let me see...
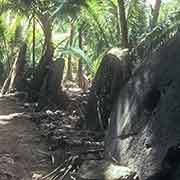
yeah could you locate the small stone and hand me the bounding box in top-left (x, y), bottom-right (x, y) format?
top-left (78, 160), bottom-right (137, 180)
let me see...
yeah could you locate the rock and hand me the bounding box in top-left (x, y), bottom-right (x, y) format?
top-left (173, 165), bottom-right (180, 180)
top-left (78, 160), bottom-right (137, 180)
top-left (105, 33), bottom-right (180, 180)
top-left (84, 48), bottom-right (132, 130)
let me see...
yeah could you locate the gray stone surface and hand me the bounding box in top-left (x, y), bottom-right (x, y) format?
top-left (78, 160), bottom-right (137, 180)
top-left (84, 48), bottom-right (131, 130)
top-left (105, 33), bottom-right (180, 180)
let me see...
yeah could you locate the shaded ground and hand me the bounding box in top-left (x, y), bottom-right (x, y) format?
top-left (0, 88), bottom-right (104, 180)
top-left (0, 95), bottom-right (52, 180)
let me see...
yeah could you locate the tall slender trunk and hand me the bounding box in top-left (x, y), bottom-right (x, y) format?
top-left (78, 26), bottom-right (83, 83)
top-left (0, 61), bottom-right (4, 86)
top-left (1, 43), bottom-right (27, 94)
top-left (39, 14), bottom-right (53, 55)
top-left (78, 27), bottom-right (89, 91)
top-left (66, 23), bottom-right (74, 81)
top-left (32, 14), bottom-right (36, 77)
top-left (38, 14), bottom-right (54, 66)
top-left (31, 14), bottom-right (54, 93)
top-left (151, 0), bottom-right (161, 29)
top-left (117, 0), bottom-right (129, 48)
top-left (2, 36), bottom-right (10, 75)
top-left (67, 56), bottom-right (73, 81)
top-left (33, 14), bottom-right (67, 108)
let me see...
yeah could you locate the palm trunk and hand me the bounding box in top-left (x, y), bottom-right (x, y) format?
top-left (0, 61), bottom-right (4, 86)
top-left (37, 59), bottom-right (66, 110)
top-left (32, 14), bottom-right (36, 76)
top-left (117, 0), bottom-right (129, 48)
top-left (77, 26), bottom-right (89, 91)
top-left (31, 14), bottom-right (66, 108)
top-left (66, 23), bottom-right (74, 81)
top-left (31, 15), bottom-right (54, 93)
top-left (39, 14), bottom-right (53, 54)
top-left (78, 26), bottom-right (83, 84)
top-left (67, 56), bottom-right (73, 81)
top-left (151, 0), bottom-right (161, 29)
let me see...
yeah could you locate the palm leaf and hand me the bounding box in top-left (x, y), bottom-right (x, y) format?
top-left (127, 0), bottom-right (148, 45)
top-left (131, 8), bottom-right (180, 60)
top-left (59, 46), bottom-right (95, 74)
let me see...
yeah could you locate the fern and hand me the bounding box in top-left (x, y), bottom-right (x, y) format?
top-left (131, 7), bottom-right (180, 61)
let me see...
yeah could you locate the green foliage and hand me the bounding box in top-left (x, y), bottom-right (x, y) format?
top-left (0, 17), bottom-right (5, 61)
top-left (60, 46), bottom-right (95, 73)
top-left (159, 0), bottom-right (180, 23)
top-left (127, 0), bottom-right (148, 46)
top-left (73, 0), bottom-right (118, 76)
top-left (131, 1), bottom-right (180, 60)
top-left (1, 0), bottom-right (180, 80)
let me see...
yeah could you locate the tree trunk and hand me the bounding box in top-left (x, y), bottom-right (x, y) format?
top-left (81, 48), bottom-right (131, 130)
top-left (32, 14), bottom-right (36, 77)
top-left (151, 0), bottom-right (161, 29)
top-left (1, 42), bottom-right (27, 94)
top-left (77, 25), bottom-right (90, 91)
top-left (66, 23), bottom-right (74, 81)
top-left (31, 15), bottom-right (67, 109)
top-left (31, 42), bottom-right (53, 96)
top-left (78, 25), bottom-right (84, 88)
top-left (31, 14), bottom-right (54, 96)
top-left (117, 0), bottom-right (129, 48)
top-left (0, 61), bottom-right (4, 87)
top-left (37, 58), bottom-right (67, 110)
top-left (67, 56), bottom-right (73, 81)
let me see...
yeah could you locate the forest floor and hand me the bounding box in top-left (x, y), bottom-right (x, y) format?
top-left (0, 88), bottom-right (104, 180)
top-left (0, 95), bottom-right (52, 180)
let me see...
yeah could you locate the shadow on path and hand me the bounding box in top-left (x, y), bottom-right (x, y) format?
top-left (0, 96), bottom-right (52, 180)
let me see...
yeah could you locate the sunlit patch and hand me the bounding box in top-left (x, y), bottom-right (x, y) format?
top-left (104, 163), bottom-right (136, 180)
top-left (0, 119), bottom-right (10, 125)
top-left (108, 48), bottom-right (129, 60)
top-left (148, 0), bottom-right (170, 7)
top-left (0, 113), bottom-right (26, 125)
top-left (116, 97), bottom-right (131, 136)
top-left (32, 173), bottom-right (43, 180)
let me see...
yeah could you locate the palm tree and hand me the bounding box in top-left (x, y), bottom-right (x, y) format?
top-left (150, 0), bottom-right (161, 29)
top-left (78, 24), bottom-right (83, 84)
top-left (117, 0), bottom-right (129, 48)
top-left (66, 22), bottom-right (74, 81)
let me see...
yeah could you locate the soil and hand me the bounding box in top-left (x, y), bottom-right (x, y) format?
top-left (0, 88), bottom-right (102, 180)
top-left (0, 95), bottom-right (52, 180)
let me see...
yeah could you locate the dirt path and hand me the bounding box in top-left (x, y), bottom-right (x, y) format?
top-left (0, 96), bottom-right (52, 180)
